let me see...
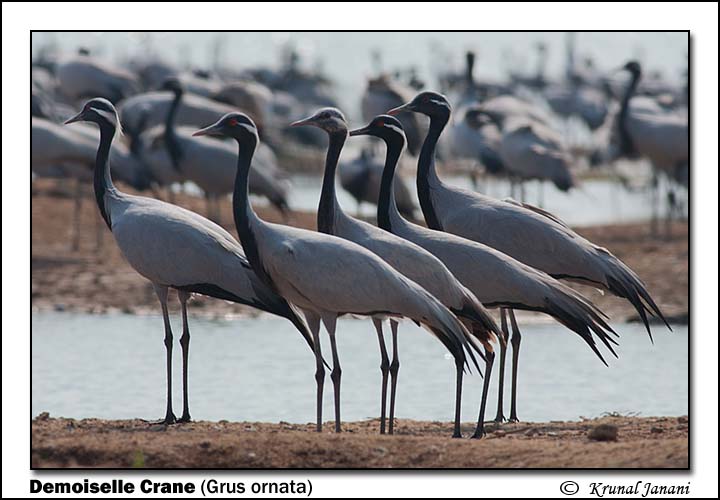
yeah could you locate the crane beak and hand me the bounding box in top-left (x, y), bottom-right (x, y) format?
top-left (290, 117), bottom-right (314, 128)
top-left (348, 126), bottom-right (370, 137)
top-left (64, 110), bottom-right (85, 125)
top-left (387, 102), bottom-right (412, 115)
top-left (192, 123), bottom-right (222, 137)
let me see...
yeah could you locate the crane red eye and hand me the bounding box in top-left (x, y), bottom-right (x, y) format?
top-left (375, 119), bottom-right (384, 127)
top-left (228, 118), bottom-right (238, 126)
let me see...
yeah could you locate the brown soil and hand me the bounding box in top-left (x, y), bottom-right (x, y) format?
top-left (31, 414), bottom-right (688, 468)
top-left (31, 179), bottom-right (688, 323)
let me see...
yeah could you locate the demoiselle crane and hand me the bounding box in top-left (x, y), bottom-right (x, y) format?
top-left (132, 78), bottom-right (290, 220)
top-left (614, 61), bottom-right (689, 235)
top-left (361, 75), bottom-right (425, 155)
top-left (351, 114), bottom-right (621, 438)
top-left (291, 107), bottom-right (499, 434)
top-left (64, 98), bottom-right (314, 425)
top-left (339, 147), bottom-right (417, 220)
top-left (388, 91), bottom-right (669, 423)
top-left (469, 105), bottom-right (576, 199)
top-left (56, 54), bottom-right (138, 104)
top-left (32, 116), bottom-right (151, 250)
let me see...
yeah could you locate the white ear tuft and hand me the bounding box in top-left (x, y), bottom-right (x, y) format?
top-left (93, 106), bottom-right (123, 141)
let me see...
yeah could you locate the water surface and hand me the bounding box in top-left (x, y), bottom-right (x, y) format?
top-left (32, 312), bottom-right (688, 424)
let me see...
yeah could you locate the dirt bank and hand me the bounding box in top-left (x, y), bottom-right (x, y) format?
top-left (31, 414), bottom-right (688, 469)
top-left (31, 179), bottom-right (688, 323)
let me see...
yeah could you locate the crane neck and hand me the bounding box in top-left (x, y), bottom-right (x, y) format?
top-left (377, 135), bottom-right (404, 232)
top-left (535, 51), bottom-right (547, 82)
top-left (231, 134), bottom-right (268, 280)
top-left (416, 114), bottom-right (448, 231)
top-left (317, 131), bottom-right (346, 235)
top-left (618, 70), bottom-right (641, 156)
top-left (465, 54), bottom-right (475, 87)
top-left (93, 122), bottom-right (117, 229)
top-left (165, 89), bottom-right (183, 170)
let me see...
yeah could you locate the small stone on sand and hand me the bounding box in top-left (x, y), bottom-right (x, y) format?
top-left (588, 424), bottom-right (618, 442)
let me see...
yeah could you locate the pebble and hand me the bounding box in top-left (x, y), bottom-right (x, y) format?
top-left (588, 424), bottom-right (618, 442)
top-left (650, 426), bottom-right (664, 434)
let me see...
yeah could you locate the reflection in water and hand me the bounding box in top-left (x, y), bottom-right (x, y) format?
top-left (32, 312), bottom-right (687, 423)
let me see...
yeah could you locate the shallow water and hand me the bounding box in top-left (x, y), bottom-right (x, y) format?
top-left (32, 312), bottom-right (687, 424)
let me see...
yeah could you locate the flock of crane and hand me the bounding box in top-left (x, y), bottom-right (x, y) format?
top-left (33, 43), bottom-right (689, 252)
top-left (33, 40), bottom-right (688, 438)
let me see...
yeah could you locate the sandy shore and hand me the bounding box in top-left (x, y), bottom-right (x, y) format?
top-left (31, 179), bottom-right (688, 323)
top-left (31, 414), bottom-right (688, 468)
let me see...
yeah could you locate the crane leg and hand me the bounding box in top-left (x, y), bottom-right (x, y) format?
top-left (388, 320), bottom-right (400, 434)
top-left (95, 208), bottom-right (104, 252)
top-left (650, 170), bottom-right (660, 237)
top-left (154, 284), bottom-right (177, 425)
top-left (214, 196), bottom-right (222, 224)
top-left (178, 290), bottom-right (192, 423)
top-left (304, 312), bottom-right (324, 432)
top-left (205, 195), bottom-right (216, 223)
top-left (508, 309), bottom-right (522, 423)
top-left (205, 195), bottom-right (213, 222)
top-left (71, 178), bottom-right (82, 252)
top-left (372, 319), bottom-right (389, 434)
top-left (471, 346), bottom-right (495, 439)
top-left (452, 354), bottom-right (464, 438)
top-left (322, 315), bottom-right (342, 433)
top-left (665, 186), bottom-right (676, 239)
top-left (494, 308), bottom-right (510, 423)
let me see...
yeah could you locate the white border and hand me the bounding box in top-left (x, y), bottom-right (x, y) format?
top-left (4, 2), bottom-right (718, 497)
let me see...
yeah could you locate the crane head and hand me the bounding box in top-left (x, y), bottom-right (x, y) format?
top-left (388, 91), bottom-right (451, 119)
top-left (290, 107), bottom-right (347, 135)
top-left (621, 60), bottom-right (642, 78)
top-left (349, 114), bottom-right (406, 147)
top-left (65, 98), bottom-right (121, 139)
top-left (160, 77), bottom-right (184, 95)
top-left (193, 112), bottom-right (258, 143)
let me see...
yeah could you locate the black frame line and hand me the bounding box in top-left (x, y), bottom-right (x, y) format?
top-left (29, 29), bottom-right (691, 473)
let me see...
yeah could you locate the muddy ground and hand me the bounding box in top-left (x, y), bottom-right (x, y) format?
top-left (31, 414), bottom-right (688, 469)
